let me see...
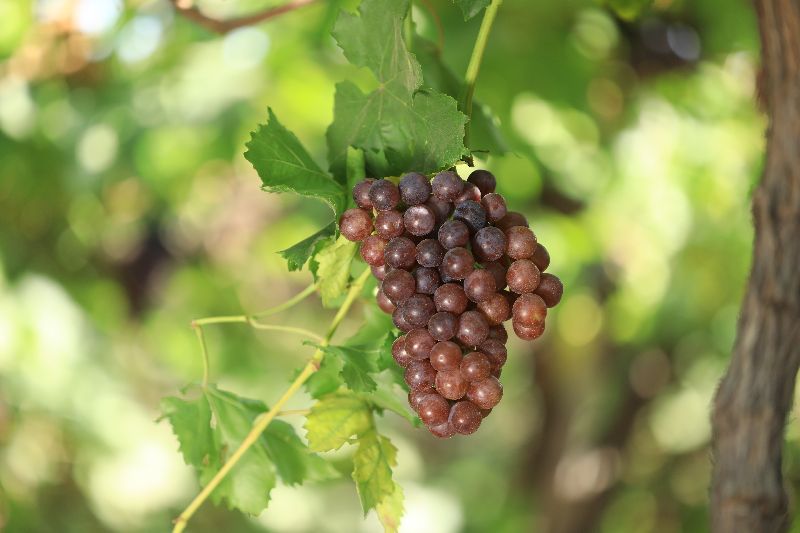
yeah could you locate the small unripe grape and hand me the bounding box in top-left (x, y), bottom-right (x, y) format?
top-left (414, 267), bottom-right (441, 295)
top-left (505, 226), bottom-right (538, 260)
top-left (472, 226), bottom-right (506, 262)
top-left (481, 193), bottom-right (507, 222)
top-left (374, 210), bottom-right (404, 240)
top-left (427, 311), bottom-right (458, 341)
top-left (384, 236), bottom-right (417, 269)
top-left (456, 310), bottom-right (489, 347)
top-left (453, 200), bottom-right (487, 234)
top-left (430, 341), bottom-right (463, 371)
top-left (434, 283), bottom-right (469, 314)
top-left (477, 292), bottom-right (511, 325)
top-left (460, 352), bottom-right (491, 381)
top-left (360, 235), bottom-right (387, 266)
top-left (531, 243), bottom-right (551, 272)
top-left (506, 259), bottom-right (541, 294)
top-left (435, 370), bottom-right (468, 400)
top-left (369, 179), bottom-right (400, 211)
top-left (352, 178), bottom-right (376, 209)
top-left (449, 401), bottom-right (482, 435)
top-left (339, 208), bottom-right (373, 242)
top-left (464, 269), bottom-right (497, 303)
top-left (417, 393), bottom-right (450, 426)
top-left (511, 293), bottom-right (548, 326)
top-left (404, 360), bottom-right (437, 391)
top-left (438, 220), bottom-right (470, 249)
top-left (404, 205), bottom-right (436, 236)
top-left (416, 239), bottom-right (445, 268)
top-left (467, 169), bottom-right (496, 195)
top-left (398, 172), bottom-right (431, 205)
top-left (391, 335), bottom-right (413, 367)
top-left (400, 294), bottom-right (436, 328)
top-left (535, 273), bottom-right (563, 307)
top-left (405, 327), bottom-right (436, 359)
top-left (432, 170), bottom-right (464, 201)
top-left (376, 289), bottom-right (395, 314)
top-left (442, 247), bottom-right (474, 280)
top-left (466, 377), bottom-right (503, 410)
top-left (382, 269), bottom-right (415, 304)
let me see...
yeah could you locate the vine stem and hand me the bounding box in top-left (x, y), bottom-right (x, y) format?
top-left (462, 0), bottom-right (503, 148)
top-left (173, 268), bottom-right (372, 533)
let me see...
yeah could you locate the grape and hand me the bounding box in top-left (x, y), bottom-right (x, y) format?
top-left (384, 236), bottom-right (417, 269)
top-left (453, 200), bottom-right (487, 233)
top-left (427, 311), bottom-right (458, 341)
top-left (506, 259), bottom-right (541, 294)
top-left (531, 243), bottom-right (551, 272)
top-left (477, 292), bottom-right (511, 325)
top-left (456, 310), bottom-right (489, 346)
top-left (391, 335), bottom-right (413, 367)
top-left (352, 178), bottom-right (375, 209)
top-left (428, 420), bottom-right (456, 438)
top-left (371, 264), bottom-right (390, 281)
top-left (417, 392), bottom-right (450, 426)
top-left (434, 283), bottom-right (469, 314)
top-left (414, 267), bottom-right (441, 295)
top-left (360, 235), bottom-right (387, 266)
top-left (467, 169), bottom-right (496, 195)
top-left (400, 294), bottom-right (436, 328)
top-left (435, 370), bottom-right (468, 400)
top-left (405, 327), bottom-right (436, 359)
top-left (487, 324), bottom-right (509, 343)
top-left (404, 360), bottom-right (437, 390)
top-left (439, 267), bottom-right (458, 285)
top-left (480, 408), bottom-right (493, 419)
top-left (535, 273), bottom-right (563, 307)
top-left (398, 172), bottom-right (432, 205)
top-left (464, 269), bottom-right (497, 303)
top-left (481, 193), bottom-right (507, 222)
top-left (430, 341), bottom-right (463, 371)
top-left (438, 220), bottom-right (470, 249)
top-left (431, 170), bottom-right (464, 201)
top-left (466, 377), bottom-right (503, 410)
top-left (505, 226), bottom-right (538, 260)
top-left (382, 269), bottom-right (415, 303)
top-left (404, 205), bottom-right (436, 236)
top-left (408, 387), bottom-right (434, 412)
top-left (416, 239), bottom-right (445, 268)
top-left (496, 211), bottom-right (529, 231)
top-left (369, 179), bottom-right (400, 211)
top-left (374, 210), bottom-right (405, 240)
top-left (460, 351), bottom-right (491, 381)
top-left (512, 319), bottom-right (545, 341)
top-left (425, 196), bottom-right (454, 224)
top-left (455, 182), bottom-right (482, 203)
top-left (449, 401), bottom-right (482, 435)
top-left (376, 289), bottom-right (396, 314)
top-left (492, 367), bottom-right (502, 379)
top-left (481, 261), bottom-right (507, 290)
top-left (441, 247), bottom-right (474, 280)
top-left (392, 307), bottom-right (414, 332)
top-left (473, 226), bottom-right (506, 262)
top-left (511, 293), bottom-right (548, 326)
top-left (339, 208), bottom-right (373, 242)
top-left (479, 339), bottom-right (508, 371)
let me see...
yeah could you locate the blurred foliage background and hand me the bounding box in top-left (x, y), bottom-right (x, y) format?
top-left (0, 0), bottom-right (786, 532)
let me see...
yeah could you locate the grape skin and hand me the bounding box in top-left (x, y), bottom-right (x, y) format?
top-left (430, 341), bottom-right (462, 371)
top-left (399, 172), bottom-right (432, 205)
top-left (449, 401), bottom-right (482, 435)
top-left (535, 273), bottom-right (563, 307)
top-left (339, 208), bottom-right (374, 242)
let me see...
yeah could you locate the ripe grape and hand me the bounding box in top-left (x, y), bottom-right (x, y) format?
top-left (382, 269), bottom-right (415, 303)
top-left (369, 179), bottom-right (400, 211)
top-left (460, 352), bottom-right (491, 381)
top-left (352, 178), bottom-right (375, 209)
top-left (438, 220), bottom-right (470, 249)
top-left (376, 289), bottom-right (396, 314)
top-left (456, 310), bottom-right (489, 346)
top-left (434, 283), bottom-right (469, 314)
top-left (431, 170), bottom-right (464, 201)
top-left (339, 208), bottom-right (373, 242)
top-left (425, 196), bottom-right (453, 224)
top-left (481, 261), bottom-right (507, 290)
top-left (478, 339), bottom-right (508, 371)
top-left (400, 294), bottom-right (436, 328)
top-left (371, 264), bottom-right (390, 280)
top-left (512, 319), bottom-right (545, 340)
top-left (416, 238), bottom-right (445, 268)
top-left (477, 292), bottom-right (511, 325)
top-left (455, 182), bottom-right (482, 203)
top-left (481, 193), bottom-right (507, 222)
top-left (374, 210), bottom-right (405, 240)
top-left (466, 377), bottom-right (503, 410)
top-left (427, 311), bottom-right (458, 341)
top-left (414, 267), bottom-right (441, 295)
top-left (417, 393), bottom-right (450, 426)
top-left (496, 211), bottom-right (529, 231)
top-left (360, 235), bottom-right (387, 266)
top-left (404, 205), bottom-right (436, 236)
top-left (511, 293), bottom-right (548, 326)
top-left (468, 169), bottom-right (496, 195)
top-left (408, 387), bottom-right (434, 412)
top-left (453, 200), bottom-right (487, 233)
top-left (398, 172), bottom-right (431, 205)
top-left (430, 341), bottom-right (462, 371)
top-left (428, 420), bottom-right (456, 438)
top-left (449, 401), bottom-right (482, 435)
top-left (405, 328), bottom-right (436, 359)
top-left (384, 236), bottom-right (416, 269)
top-left (487, 324), bottom-right (509, 343)
top-left (392, 307), bottom-right (414, 332)
top-left (505, 226), bottom-right (538, 260)
top-left (506, 259), bottom-right (541, 294)
top-left (464, 269), bottom-right (497, 303)
top-left (391, 335), bottom-right (413, 367)
top-left (531, 243), bottom-right (550, 272)
top-left (473, 226), bottom-right (506, 262)
top-left (442, 247), bottom-right (474, 280)
top-left (405, 360), bottom-right (437, 391)
top-left (535, 273), bottom-right (563, 307)
top-left (435, 370), bottom-right (468, 400)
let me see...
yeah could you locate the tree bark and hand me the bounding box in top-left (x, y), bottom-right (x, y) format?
top-left (710, 1), bottom-right (800, 531)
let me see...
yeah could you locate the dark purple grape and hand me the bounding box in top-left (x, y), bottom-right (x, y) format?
top-left (404, 205), bottom-right (436, 236)
top-left (438, 266), bottom-right (457, 284)
top-left (453, 200), bottom-right (487, 234)
top-left (513, 319), bottom-right (545, 340)
top-left (481, 193), bottom-right (507, 222)
top-left (512, 293), bottom-right (548, 326)
top-left (360, 236), bottom-right (387, 266)
top-left (488, 324), bottom-right (508, 343)
top-left (339, 208), bottom-right (373, 242)
top-left (496, 211), bottom-right (529, 232)
top-left (371, 264), bottom-right (390, 281)
top-left (479, 340), bottom-right (508, 371)
top-left (400, 294), bottom-right (436, 328)
top-left (417, 393), bottom-right (450, 426)
top-left (392, 335), bottom-right (413, 367)
top-left (377, 289), bottom-right (396, 314)
top-left (449, 401), bottom-right (482, 435)
top-left (435, 370), bottom-right (468, 400)
top-left (438, 220), bottom-right (470, 249)
top-left (481, 261), bottom-right (507, 290)
top-left (405, 328), bottom-right (436, 359)
top-left (404, 360), bottom-right (437, 390)
top-left (535, 273), bottom-right (563, 307)
top-left (427, 311), bottom-right (457, 341)
top-left (460, 351), bottom-right (492, 382)
top-left (408, 387), bottom-right (434, 412)
top-left (431, 170), bottom-right (464, 201)
top-left (456, 310), bottom-right (489, 347)
top-left (455, 182), bottom-right (481, 203)
top-left (416, 239), bottom-right (445, 268)
top-left (464, 269), bottom-right (497, 303)
top-left (384, 236), bottom-right (417, 269)
top-left (506, 259), bottom-right (541, 294)
top-left (505, 226), bottom-right (538, 260)
top-left (425, 196), bottom-right (454, 225)
top-left (477, 293), bottom-right (511, 326)
top-left (382, 269), bottom-right (416, 304)
top-left (466, 377), bottom-right (503, 410)
top-left (368, 179), bottom-right (400, 211)
top-left (434, 283), bottom-right (469, 314)
top-left (531, 243), bottom-right (551, 272)
top-left (428, 420), bottom-right (456, 438)
top-left (374, 210), bottom-right (405, 240)
top-left (442, 247), bottom-right (474, 280)
top-left (392, 307), bottom-right (414, 332)
top-left (352, 178), bottom-right (375, 209)
top-left (473, 226), bottom-right (506, 262)
top-left (430, 341), bottom-right (462, 371)
top-left (467, 169), bottom-right (496, 195)
top-left (399, 172), bottom-right (432, 205)
top-left (414, 267), bottom-right (441, 295)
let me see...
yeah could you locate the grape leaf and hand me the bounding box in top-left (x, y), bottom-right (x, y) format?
top-left (263, 420), bottom-right (339, 485)
top-left (320, 344), bottom-right (380, 392)
top-left (376, 484), bottom-right (404, 533)
top-left (311, 235), bottom-right (357, 307)
top-left (279, 223), bottom-right (336, 271)
top-left (327, 0), bottom-right (467, 180)
top-left (305, 393), bottom-right (372, 451)
top-left (366, 380), bottom-right (418, 426)
top-left (245, 108), bottom-right (346, 216)
top-left (304, 353), bottom-right (345, 399)
top-left (352, 430), bottom-right (398, 513)
top-left (453, 0), bottom-right (491, 20)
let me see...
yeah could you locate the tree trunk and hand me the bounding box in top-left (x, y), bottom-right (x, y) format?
top-left (710, 1), bottom-right (800, 531)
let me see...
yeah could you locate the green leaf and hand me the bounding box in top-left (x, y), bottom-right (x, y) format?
top-left (305, 393), bottom-right (372, 451)
top-left (376, 483), bottom-right (404, 533)
top-left (364, 382), bottom-right (418, 426)
top-left (327, 0), bottom-right (467, 179)
top-left (453, 0), bottom-right (491, 20)
top-left (313, 235), bottom-right (357, 307)
top-left (161, 395), bottom-right (214, 466)
top-left (245, 108), bottom-right (346, 216)
top-left (321, 344), bottom-right (380, 392)
top-left (279, 224), bottom-right (336, 272)
top-left (304, 354), bottom-right (345, 399)
top-left (352, 430), bottom-right (398, 513)
top-left (263, 420), bottom-right (339, 485)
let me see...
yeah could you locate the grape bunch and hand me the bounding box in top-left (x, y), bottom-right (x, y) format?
top-left (338, 169), bottom-right (563, 437)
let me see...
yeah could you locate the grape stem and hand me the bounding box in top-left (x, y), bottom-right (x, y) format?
top-left (173, 268), bottom-right (372, 533)
top-left (462, 0), bottom-right (503, 149)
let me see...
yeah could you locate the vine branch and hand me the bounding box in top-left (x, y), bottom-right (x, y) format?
top-left (170, 0), bottom-right (319, 35)
top-left (173, 268), bottom-right (372, 533)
